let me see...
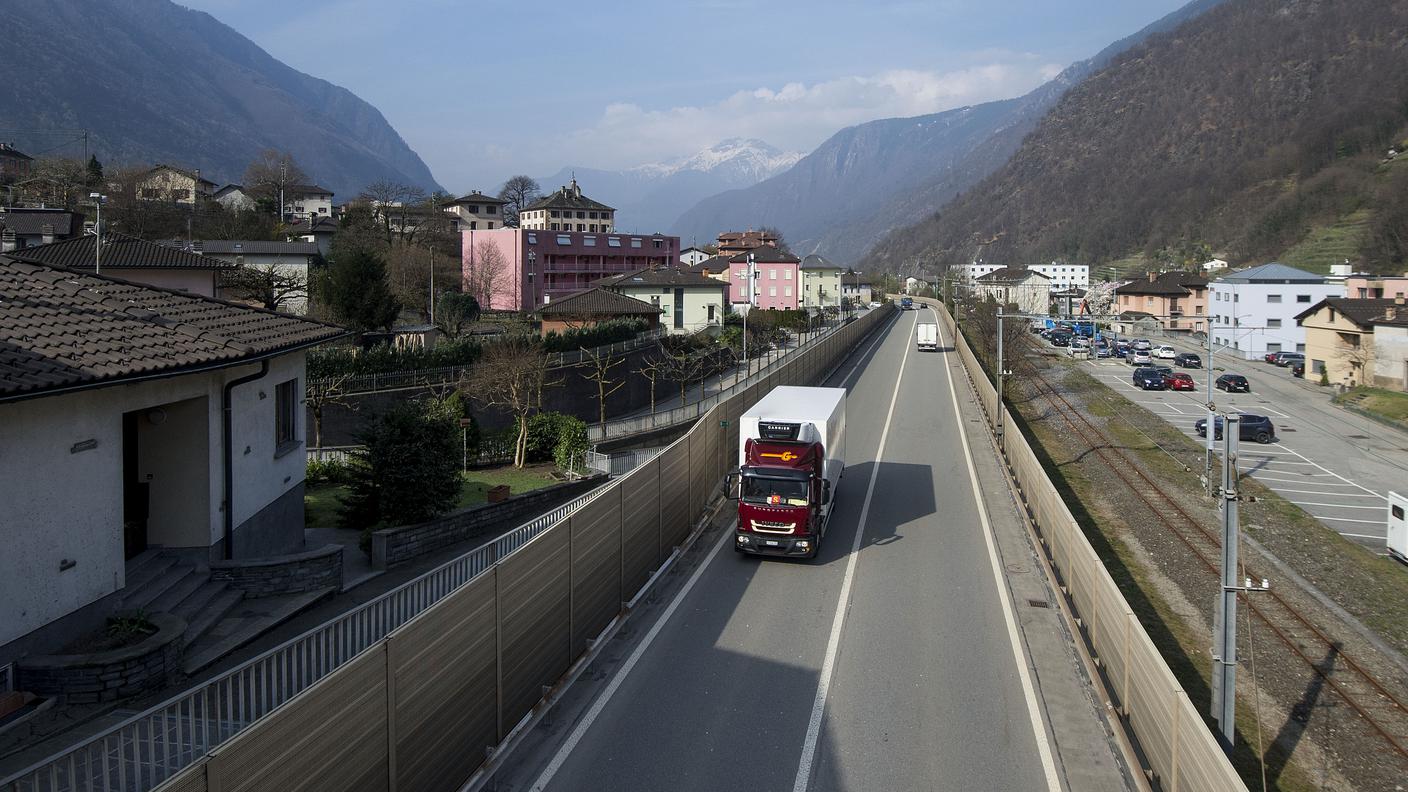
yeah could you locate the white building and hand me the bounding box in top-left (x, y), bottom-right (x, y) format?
top-left (214, 184), bottom-right (257, 212)
top-left (973, 267), bottom-right (1052, 315)
top-left (954, 261), bottom-right (1088, 291)
top-left (283, 184), bottom-right (334, 221)
top-left (799, 254), bottom-right (844, 310)
top-left (593, 267), bottom-right (729, 333)
top-left (188, 239), bottom-right (322, 314)
top-left (0, 257), bottom-right (345, 655)
top-left (1209, 263), bottom-right (1344, 359)
top-left (679, 247), bottom-right (711, 267)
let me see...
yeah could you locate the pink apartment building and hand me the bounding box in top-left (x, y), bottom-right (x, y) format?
top-left (1346, 272), bottom-right (1408, 300)
top-left (726, 247), bottom-right (801, 310)
top-left (462, 228), bottom-right (680, 312)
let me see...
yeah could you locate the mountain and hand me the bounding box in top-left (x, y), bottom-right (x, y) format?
top-left (535, 139), bottom-right (801, 236)
top-left (0, 0), bottom-right (441, 199)
top-left (671, 0), bottom-right (1226, 265)
top-left (867, 0), bottom-right (1408, 275)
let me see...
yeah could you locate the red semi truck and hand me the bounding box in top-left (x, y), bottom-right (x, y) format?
top-left (730, 386), bottom-right (846, 559)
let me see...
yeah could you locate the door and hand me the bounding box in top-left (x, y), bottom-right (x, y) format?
top-left (673, 288), bottom-right (684, 329)
top-left (123, 412), bottom-right (149, 559)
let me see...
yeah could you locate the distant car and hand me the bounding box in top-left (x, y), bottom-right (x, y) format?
top-left (869, 301), bottom-right (881, 308)
top-left (1275, 352), bottom-right (1305, 368)
top-left (1174, 352), bottom-right (1202, 368)
top-left (1068, 344), bottom-right (1089, 359)
top-left (1152, 345), bottom-right (1176, 359)
top-left (1215, 373), bottom-right (1250, 393)
top-left (1072, 337), bottom-right (1091, 349)
top-left (1291, 361), bottom-right (1305, 378)
top-left (1133, 339), bottom-right (1153, 351)
top-left (1195, 414), bottom-right (1275, 444)
top-left (1127, 350), bottom-right (1153, 365)
top-left (1264, 351), bottom-right (1285, 364)
top-left (1165, 372), bottom-right (1195, 391)
top-left (1095, 345), bottom-right (1113, 358)
top-left (1050, 333), bottom-right (1071, 347)
top-left (1114, 343), bottom-right (1132, 358)
top-left (1133, 367), bottom-right (1167, 389)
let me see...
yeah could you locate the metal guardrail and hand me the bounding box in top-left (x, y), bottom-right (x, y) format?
top-left (311, 328), bottom-right (668, 394)
top-left (585, 446), bottom-right (665, 476)
top-left (0, 482), bottom-right (615, 792)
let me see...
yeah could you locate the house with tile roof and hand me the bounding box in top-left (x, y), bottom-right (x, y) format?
top-left (0, 256), bottom-right (347, 656)
top-left (0, 207), bottom-right (86, 250)
top-left (1295, 297), bottom-right (1404, 387)
top-left (593, 267), bottom-right (728, 333)
top-left (536, 287), bottom-right (661, 334)
top-left (727, 247), bottom-right (802, 309)
top-left (214, 184), bottom-right (257, 212)
top-left (974, 266), bottom-right (1051, 315)
top-left (0, 142), bottom-right (33, 182)
top-left (1208, 263), bottom-right (1343, 359)
top-left (679, 246), bottom-right (712, 267)
top-left (520, 179), bottom-right (615, 233)
top-left (799, 254), bottom-right (845, 311)
top-left (138, 164), bottom-right (216, 205)
top-left (1369, 298), bottom-right (1408, 390)
top-left (842, 272), bottom-right (873, 305)
top-left (441, 191), bottom-right (508, 230)
top-left (1113, 270), bottom-right (1209, 333)
top-left (716, 229), bottom-right (779, 258)
top-left (9, 232), bottom-right (233, 297)
top-left (165, 239), bottom-right (322, 314)
top-left (282, 184), bottom-right (334, 221)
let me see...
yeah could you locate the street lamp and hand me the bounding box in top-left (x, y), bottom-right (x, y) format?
top-left (525, 250), bottom-right (536, 311)
top-left (742, 253), bottom-right (755, 375)
top-left (88, 192), bottom-right (106, 275)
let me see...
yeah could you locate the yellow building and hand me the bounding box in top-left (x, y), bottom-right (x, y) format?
top-left (1295, 297), bottom-right (1398, 386)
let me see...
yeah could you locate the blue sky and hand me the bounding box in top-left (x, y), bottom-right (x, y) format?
top-left (179, 0), bottom-right (1192, 193)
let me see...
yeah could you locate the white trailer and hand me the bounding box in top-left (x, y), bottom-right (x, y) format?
top-left (1388, 492), bottom-right (1408, 564)
top-left (916, 322), bottom-right (939, 351)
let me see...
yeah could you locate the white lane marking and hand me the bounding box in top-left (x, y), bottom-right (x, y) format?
top-left (528, 527), bottom-right (734, 791)
top-left (1273, 487), bottom-right (1386, 498)
top-left (1248, 475), bottom-right (1359, 487)
top-left (1272, 444), bottom-right (1387, 499)
top-left (1341, 532), bottom-right (1389, 540)
top-left (935, 318), bottom-right (1063, 791)
top-left (1312, 516), bottom-right (1387, 525)
top-left (842, 310), bottom-right (900, 387)
top-left (1288, 501), bottom-right (1386, 511)
top-left (792, 311), bottom-right (914, 792)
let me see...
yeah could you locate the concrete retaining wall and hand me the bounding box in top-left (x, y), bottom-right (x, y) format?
top-left (17, 613), bottom-right (186, 704)
top-left (372, 476), bottom-right (606, 570)
top-left (210, 543), bottom-right (344, 596)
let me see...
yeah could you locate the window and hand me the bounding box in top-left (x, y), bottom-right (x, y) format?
top-left (784, 286), bottom-right (792, 297)
top-left (557, 234), bottom-right (572, 245)
top-left (551, 210), bottom-right (560, 218)
top-left (584, 236), bottom-right (596, 247)
top-left (1297, 294), bottom-right (1311, 303)
top-left (784, 270), bottom-right (792, 280)
top-left (1234, 293), bottom-right (1239, 302)
top-left (576, 211), bottom-right (585, 219)
top-left (1267, 342), bottom-right (1281, 352)
top-left (1296, 343), bottom-right (1305, 352)
top-left (469, 221), bottom-right (477, 230)
top-left (527, 233), bottom-right (538, 244)
top-left (577, 224), bottom-right (585, 231)
top-left (589, 211), bottom-right (598, 219)
top-left (550, 223), bottom-right (559, 231)
top-left (1394, 505), bottom-right (1405, 520)
top-left (769, 286), bottom-right (777, 297)
top-left (487, 222), bottom-right (494, 229)
top-left (468, 205), bottom-right (480, 214)
top-left (590, 225), bottom-right (598, 233)
top-left (708, 305), bottom-right (715, 322)
top-left (1267, 294), bottom-right (1281, 303)
top-left (275, 379), bottom-right (298, 451)
top-left (769, 269), bottom-right (777, 280)
top-left (608, 237), bottom-right (622, 247)
top-left (486, 205), bottom-right (497, 214)
top-left (1267, 318), bottom-right (1282, 328)
top-left (631, 238), bottom-right (642, 248)
top-left (653, 239), bottom-right (662, 249)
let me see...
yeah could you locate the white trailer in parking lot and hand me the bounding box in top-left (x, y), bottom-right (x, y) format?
top-left (1389, 492), bottom-right (1408, 564)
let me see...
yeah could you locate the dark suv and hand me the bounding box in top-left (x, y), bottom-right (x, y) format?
top-left (1194, 414), bottom-right (1275, 444)
top-left (1174, 352), bottom-right (1202, 368)
top-left (1133, 367), bottom-right (1167, 390)
top-left (1215, 373), bottom-right (1250, 392)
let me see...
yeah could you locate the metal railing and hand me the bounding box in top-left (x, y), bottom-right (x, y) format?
top-left (585, 446), bottom-right (665, 477)
top-left (0, 481), bottom-right (615, 792)
top-left (586, 319), bottom-right (845, 443)
top-left (307, 445), bottom-right (511, 467)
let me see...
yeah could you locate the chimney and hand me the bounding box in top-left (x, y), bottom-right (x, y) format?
top-left (1387, 306), bottom-right (1397, 321)
top-left (41, 223), bottom-right (54, 245)
top-left (1, 228), bottom-right (15, 253)
top-left (1147, 271), bottom-right (1155, 282)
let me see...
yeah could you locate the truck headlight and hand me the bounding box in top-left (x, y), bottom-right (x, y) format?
top-left (737, 535), bottom-right (751, 545)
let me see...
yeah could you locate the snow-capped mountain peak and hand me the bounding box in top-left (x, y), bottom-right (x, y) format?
top-left (632, 138), bottom-right (803, 181)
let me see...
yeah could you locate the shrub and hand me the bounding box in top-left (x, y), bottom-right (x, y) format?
top-left (552, 415), bottom-right (590, 473)
top-left (307, 336), bottom-right (484, 379)
top-left (306, 457), bottom-right (352, 486)
top-left (541, 319), bottom-right (648, 353)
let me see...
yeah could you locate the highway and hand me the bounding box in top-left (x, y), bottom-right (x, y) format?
top-left (492, 306), bottom-right (1132, 792)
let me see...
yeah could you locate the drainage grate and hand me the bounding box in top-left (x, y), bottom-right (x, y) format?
top-left (1027, 599), bottom-right (1051, 609)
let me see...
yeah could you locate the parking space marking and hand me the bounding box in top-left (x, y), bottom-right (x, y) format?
top-left (1274, 488), bottom-right (1386, 498)
top-left (1312, 516), bottom-right (1386, 525)
top-left (1252, 474), bottom-right (1356, 486)
top-left (1289, 501), bottom-right (1387, 511)
top-left (1342, 532), bottom-right (1390, 540)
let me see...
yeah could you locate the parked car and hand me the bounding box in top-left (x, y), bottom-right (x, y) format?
top-left (1072, 336), bottom-right (1091, 349)
top-left (1195, 414), bottom-right (1275, 444)
top-left (1291, 361), bottom-right (1305, 378)
top-left (1264, 351), bottom-right (1285, 364)
top-left (1174, 352), bottom-right (1202, 368)
top-left (1274, 352), bottom-right (1305, 368)
top-left (1215, 373), bottom-right (1250, 392)
top-left (1133, 367), bottom-right (1167, 389)
top-left (1133, 339), bottom-right (1153, 351)
top-left (1164, 372), bottom-right (1195, 391)
top-left (1095, 345), bottom-right (1113, 358)
top-left (1068, 344), bottom-right (1090, 359)
top-left (1127, 349), bottom-right (1153, 365)
top-left (1153, 345), bottom-right (1177, 359)
top-left (1114, 343), bottom-right (1132, 358)
top-left (1050, 333), bottom-right (1071, 347)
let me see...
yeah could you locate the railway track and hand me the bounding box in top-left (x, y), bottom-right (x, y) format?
top-left (1012, 338), bottom-right (1408, 765)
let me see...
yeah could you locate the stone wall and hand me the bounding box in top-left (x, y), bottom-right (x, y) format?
top-left (373, 475), bottom-right (606, 570)
top-left (17, 613), bottom-right (185, 704)
top-left (210, 543), bottom-right (344, 596)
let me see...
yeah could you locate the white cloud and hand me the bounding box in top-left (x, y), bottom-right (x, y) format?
top-left (550, 60), bottom-right (1064, 170)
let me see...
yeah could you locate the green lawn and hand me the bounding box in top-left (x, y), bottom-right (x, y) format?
top-left (1337, 386), bottom-right (1408, 429)
top-left (305, 464), bottom-right (560, 529)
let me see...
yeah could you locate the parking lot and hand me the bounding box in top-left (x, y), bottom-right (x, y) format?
top-left (1061, 334), bottom-right (1407, 553)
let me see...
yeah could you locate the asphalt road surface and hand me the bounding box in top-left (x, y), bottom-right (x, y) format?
top-left (491, 307), bottom-right (1131, 792)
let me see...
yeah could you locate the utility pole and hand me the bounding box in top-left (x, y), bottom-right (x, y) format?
top-left (742, 252), bottom-right (754, 377)
top-left (1205, 319), bottom-right (1217, 495)
top-left (88, 192), bottom-right (105, 275)
top-left (996, 305), bottom-right (1005, 447)
top-left (1211, 414), bottom-right (1240, 749)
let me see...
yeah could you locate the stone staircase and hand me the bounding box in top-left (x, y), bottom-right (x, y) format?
top-left (121, 551), bottom-right (244, 654)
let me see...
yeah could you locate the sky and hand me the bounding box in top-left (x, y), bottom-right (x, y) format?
top-left (178, 0), bottom-right (1193, 194)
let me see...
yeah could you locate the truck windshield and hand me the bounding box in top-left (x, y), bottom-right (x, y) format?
top-left (741, 476), bottom-right (809, 506)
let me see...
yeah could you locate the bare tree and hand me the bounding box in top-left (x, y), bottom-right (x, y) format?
top-left (466, 238), bottom-right (511, 309)
top-left (461, 336), bottom-right (558, 467)
top-left (580, 346), bottom-right (626, 426)
top-left (18, 158), bottom-right (90, 209)
top-left (384, 241), bottom-right (436, 321)
top-left (243, 149), bottom-right (308, 211)
top-left (497, 175), bottom-right (541, 228)
top-left (360, 180), bottom-right (429, 245)
top-left (305, 373), bottom-right (354, 449)
top-left (635, 351), bottom-right (665, 415)
top-left (221, 263), bottom-right (309, 312)
top-left (1339, 335), bottom-right (1375, 388)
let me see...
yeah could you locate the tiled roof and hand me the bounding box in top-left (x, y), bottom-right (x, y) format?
top-left (444, 191), bottom-right (508, 205)
top-left (538, 288), bottom-right (662, 317)
top-left (524, 181), bottom-right (615, 213)
top-left (1114, 271), bottom-right (1207, 296)
top-left (976, 266), bottom-right (1050, 283)
top-left (174, 240), bottom-right (321, 257)
top-left (800, 254), bottom-right (844, 270)
top-left (287, 184), bottom-right (333, 196)
top-left (688, 255), bottom-right (733, 274)
top-left (145, 164), bottom-right (216, 187)
top-left (593, 268), bottom-right (728, 289)
top-left (1294, 297), bottom-right (1401, 329)
top-left (10, 233), bottom-right (233, 270)
top-left (0, 144), bottom-right (33, 161)
top-left (0, 258), bottom-right (347, 401)
top-left (0, 208), bottom-right (84, 237)
top-left (842, 273), bottom-right (872, 286)
top-left (729, 246), bottom-right (800, 264)
top-left (1216, 263), bottom-right (1325, 284)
